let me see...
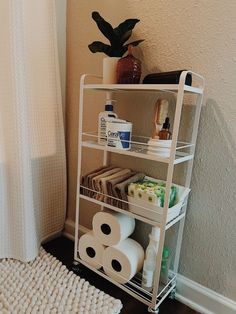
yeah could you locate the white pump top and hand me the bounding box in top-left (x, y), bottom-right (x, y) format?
top-left (149, 227), bottom-right (160, 242)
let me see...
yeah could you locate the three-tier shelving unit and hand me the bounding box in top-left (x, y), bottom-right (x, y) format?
top-left (73, 71), bottom-right (205, 313)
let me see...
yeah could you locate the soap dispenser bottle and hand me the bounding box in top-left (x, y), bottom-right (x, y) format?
top-left (98, 100), bottom-right (118, 145)
top-left (141, 227), bottom-right (160, 291)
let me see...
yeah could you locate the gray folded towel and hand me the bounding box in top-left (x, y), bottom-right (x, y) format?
top-left (106, 171), bottom-right (136, 205)
top-left (81, 166), bottom-right (114, 197)
top-left (104, 169), bottom-right (136, 206)
top-left (92, 168), bottom-right (122, 199)
top-left (97, 169), bottom-right (131, 201)
top-left (114, 173), bottom-right (146, 210)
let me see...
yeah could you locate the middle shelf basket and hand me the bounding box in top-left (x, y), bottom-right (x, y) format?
top-left (82, 132), bottom-right (195, 165)
top-left (80, 166), bottom-right (190, 227)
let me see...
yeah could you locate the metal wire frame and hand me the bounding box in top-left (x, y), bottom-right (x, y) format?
top-left (74, 71), bottom-right (205, 312)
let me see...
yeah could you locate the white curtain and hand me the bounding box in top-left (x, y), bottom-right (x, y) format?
top-left (0, 1), bottom-right (66, 261)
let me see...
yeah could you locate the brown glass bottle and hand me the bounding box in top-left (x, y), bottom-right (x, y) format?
top-left (158, 117), bottom-right (172, 140)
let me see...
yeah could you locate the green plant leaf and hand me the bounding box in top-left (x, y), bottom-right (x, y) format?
top-left (89, 12), bottom-right (144, 57)
top-left (110, 47), bottom-right (127, 57)
top-left (120, 30), bottom-right (132, 45)
top-left (114, 19), bottom-right (140, 44)
top-left (88, 41), bottom-right (112, 56)
top-left (124, 39), bottom-right (145, 48)
top-left (92, 11), bottom-right (118, 45)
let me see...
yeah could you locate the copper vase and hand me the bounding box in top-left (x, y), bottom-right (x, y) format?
top-left (116, 46), bottom-right (141, 84)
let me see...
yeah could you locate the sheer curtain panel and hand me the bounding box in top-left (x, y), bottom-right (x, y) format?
top-left (0, 0), bottom-right (66, 261)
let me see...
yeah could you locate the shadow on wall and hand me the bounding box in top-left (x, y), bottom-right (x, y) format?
top-left (180, 99), bottom-right (236, 300)
top-left (198, 99), bottom-right (236, 162)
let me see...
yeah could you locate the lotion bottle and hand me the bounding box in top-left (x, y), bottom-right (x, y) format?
top-left (98, 100), bottom-right (118, 145)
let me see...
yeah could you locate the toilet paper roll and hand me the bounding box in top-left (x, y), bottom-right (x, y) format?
top-left (92, 211), bottom-right (135, 246)
top-left (102, 238), bottom-right (144, 284)
top-left (78, 231), bottom-right (106, 269)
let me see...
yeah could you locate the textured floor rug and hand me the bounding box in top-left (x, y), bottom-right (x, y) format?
top-left (0, 248), bottom-right (122, 314)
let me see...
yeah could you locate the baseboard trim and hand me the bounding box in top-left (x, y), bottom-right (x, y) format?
top-left (63, 218), bottom-right (90, 241)
top-left (176, 274), bottom-right (236, 314)
top-left (42, 230), bottom-right (63, 243)
top-left (63, 219), bottom-right (236, 314)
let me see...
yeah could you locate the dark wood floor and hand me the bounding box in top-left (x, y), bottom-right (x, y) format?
top-left (43, 237), bottom-right (199, 314)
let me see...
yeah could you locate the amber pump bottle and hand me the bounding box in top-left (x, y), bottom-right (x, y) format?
top-left (158, 117), bottom-right (172, 140)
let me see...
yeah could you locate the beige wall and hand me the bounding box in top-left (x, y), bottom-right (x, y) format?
top-left (66, 0), bottom-right (236, 300)
top-left (55, 0), bottom-right (66, 114)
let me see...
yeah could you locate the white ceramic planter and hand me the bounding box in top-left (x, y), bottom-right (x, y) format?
top-left (103, 57), bottom-right (119, 84)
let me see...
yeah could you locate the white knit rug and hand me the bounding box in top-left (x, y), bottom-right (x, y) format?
top-left (0, 248), bottom-right (122, 314)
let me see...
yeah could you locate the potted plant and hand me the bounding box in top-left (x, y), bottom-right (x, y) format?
top-left (88, 11), bottom-right (144, 84)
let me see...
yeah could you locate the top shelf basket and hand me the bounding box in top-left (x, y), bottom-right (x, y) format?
top-left (81, 70), bottom-right (205, 95)
top-left (83, 83), bottom-right (203, 95)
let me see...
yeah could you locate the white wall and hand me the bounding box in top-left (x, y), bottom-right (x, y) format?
top-left (66, 0), bottom-right (236, 301)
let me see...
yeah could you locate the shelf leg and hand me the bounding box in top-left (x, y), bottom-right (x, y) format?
top-left (148, 306), bottom-right (159, 314)
top-left (74, 75), bottom-right (86, 261)
top-left (150, 82), bottom-right (185, 311)
top-left (71, 260), bottom-right (84, 275)
top-left (173, 93), bottom-right (204, 274)
top-left (169, 286), bottom-right (176, 300)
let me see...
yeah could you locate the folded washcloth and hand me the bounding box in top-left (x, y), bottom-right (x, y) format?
top-left (81, 166), bottom-right (146, 210)
top-left (92, 168), bottom-right (122, 199)
top-left (97, 169), bottom-right (131, 202)
top-left (114, 173), bottom-right (146, 210)
top-left (81, 166), bottom-right (114, 197)
top-left (106, 171), bottom-right (137, 206)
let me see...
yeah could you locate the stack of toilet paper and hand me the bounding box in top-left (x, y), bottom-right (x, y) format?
top-left (78, 211), bottom-right (144, 284)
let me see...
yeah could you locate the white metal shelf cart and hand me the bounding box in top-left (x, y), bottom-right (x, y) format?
top-left (74, 71), bottom-right (205, 313)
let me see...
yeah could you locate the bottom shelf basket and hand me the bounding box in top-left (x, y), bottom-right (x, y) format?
top-left (75, 255), bottom-right (176, 308)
